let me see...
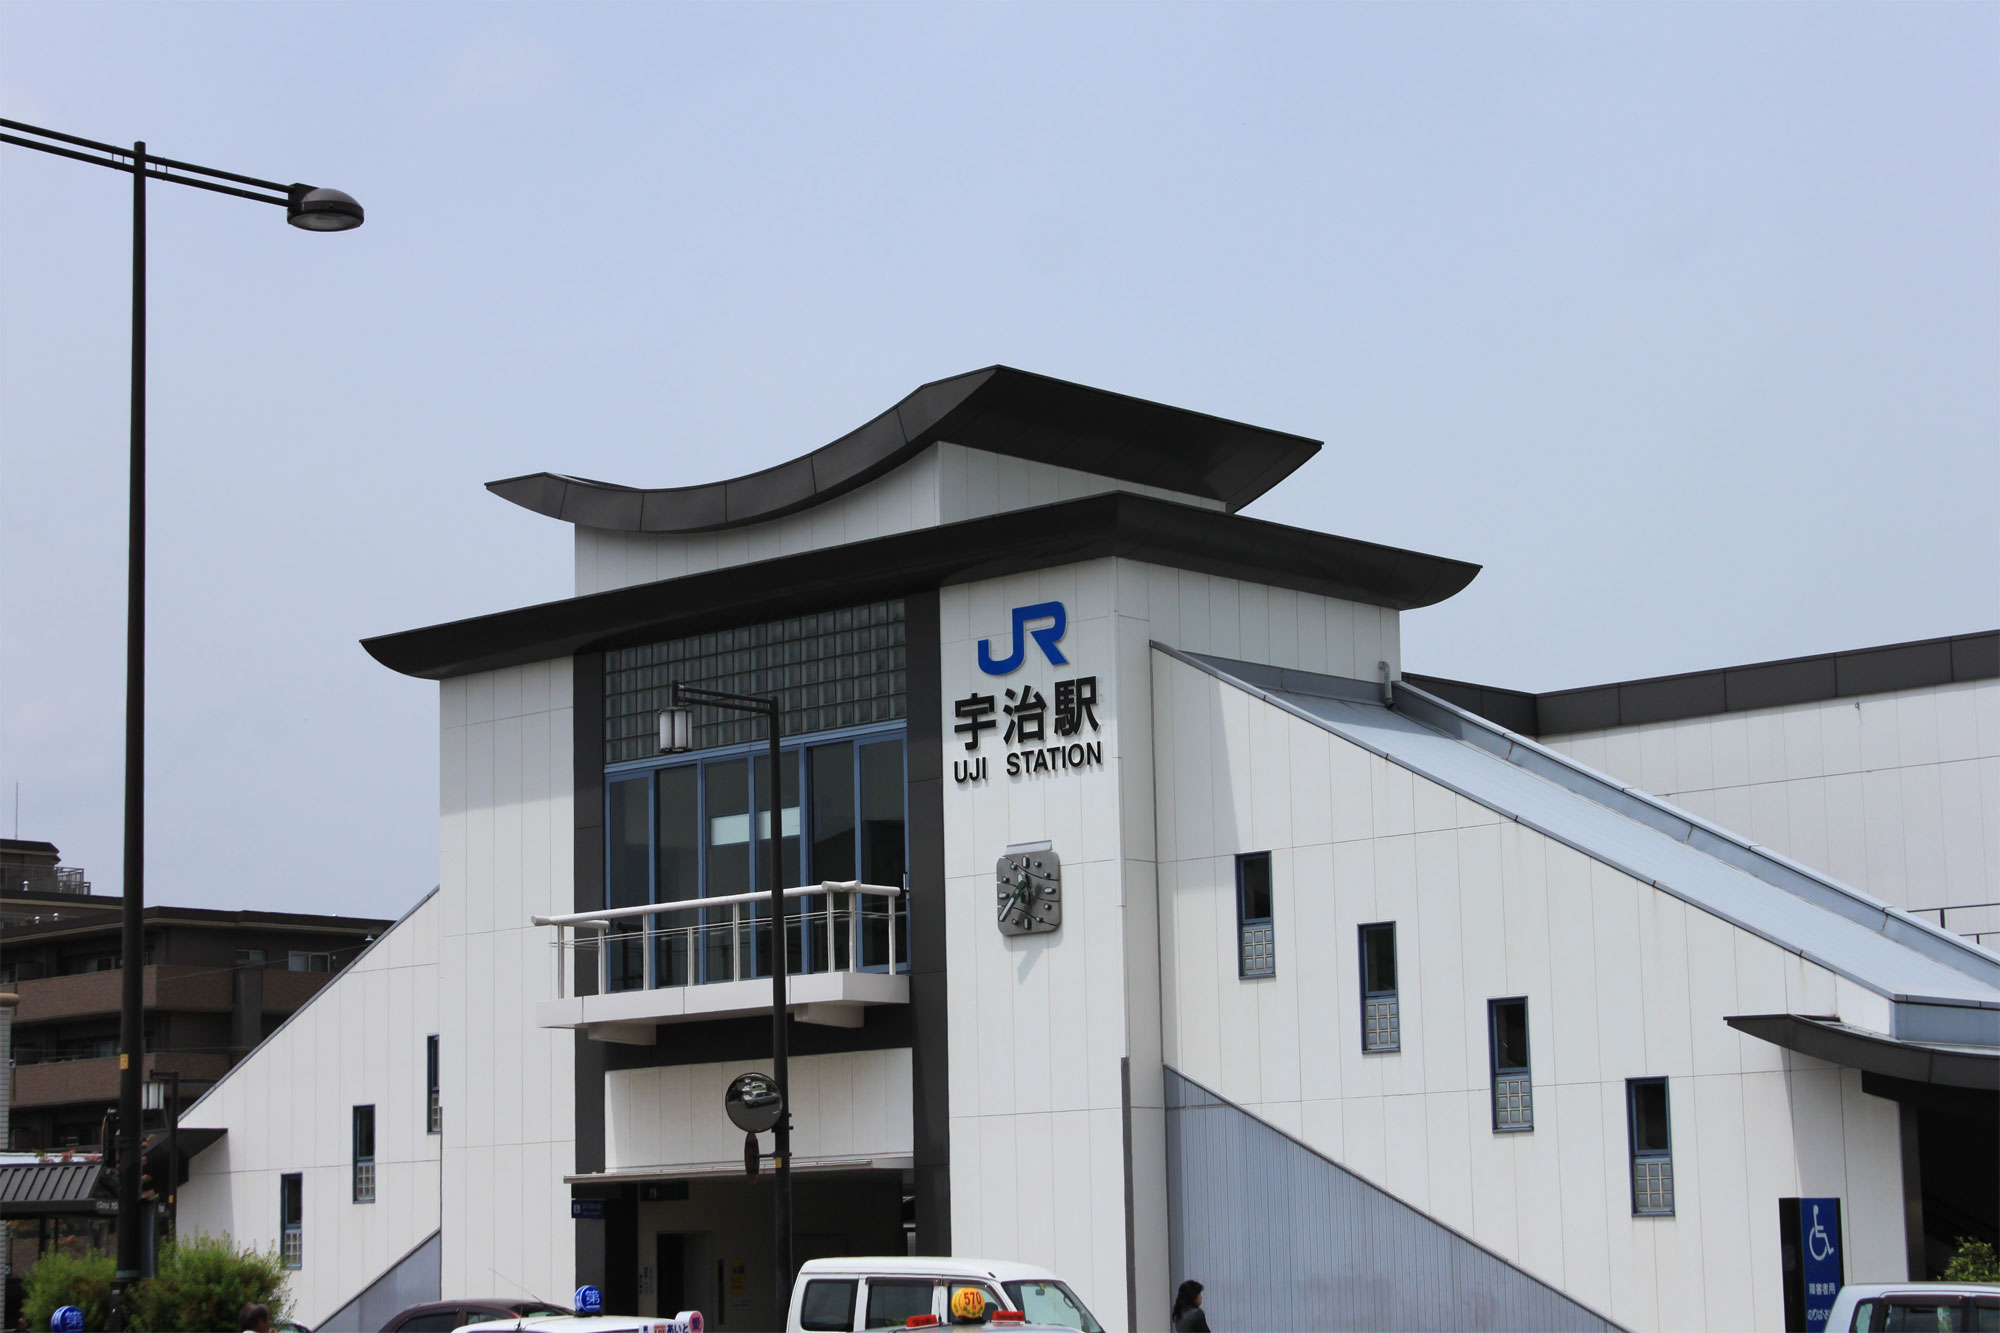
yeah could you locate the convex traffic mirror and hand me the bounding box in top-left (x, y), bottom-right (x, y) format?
top-left (725, 1071), bottom-right (783, 1134)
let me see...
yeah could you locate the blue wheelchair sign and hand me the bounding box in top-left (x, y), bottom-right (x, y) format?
top-left (574, 1285), bottom-right (604, 1315)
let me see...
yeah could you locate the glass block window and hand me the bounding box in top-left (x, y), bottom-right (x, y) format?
top-left (352, 1105), bottom-right (375, 1203)
top-left (1236, 853), bottom-right (1275, 978)
top-left (1628, 1078), bottom-right (1674, 1215)
top-left (1360, 922), bottom-right (1399, 1052)
top-left (280, 1173), bottom-right (303, 1269)
top-left (426, 1035), bottom-right (441, 1134)
top-left (1489, 997), bottom-right (1532, 1132)
top-left (605, 600), bottom-right (906, 763)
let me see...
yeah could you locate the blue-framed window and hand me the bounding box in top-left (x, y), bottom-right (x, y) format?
top-left (1488, 997), bottom-right (1531, 1132)
top-left (1359, 923), bottom-right (1399, 1052)
top-left (1236, 853), bottom-right (1274, 978)
top-left (351, 1105), bottom-right (375, 1203)
top-left (606, 723), bottom-right (908, 989)
top-left (1628, 1077), bottom-right (1673, 1215)
top-left (280, 1173), bottom-right (302, 1269)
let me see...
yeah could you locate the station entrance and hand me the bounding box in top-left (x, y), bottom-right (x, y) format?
top-left (596, 1168), bottom-right (910, 1330)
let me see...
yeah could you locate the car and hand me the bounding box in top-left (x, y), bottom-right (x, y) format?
top-left (383, 1299), bottom-right (576, 1332)
top-left (447, 1316), bottom-right (702, 1333)
top-left (1822, 1282), bottom-right (2000, 1332)
top-left (785, 1257), bottom-right (1104, 1333)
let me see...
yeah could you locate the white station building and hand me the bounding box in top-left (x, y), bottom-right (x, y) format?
top-left (174, 369), bottom-right (1999, 1332)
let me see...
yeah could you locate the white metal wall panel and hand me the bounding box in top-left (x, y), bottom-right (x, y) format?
top-left (437, 658), bottom-right (578, 1306)
top-left (1543, 679), bottom-right (1999, 938)
top-left (1148, 650), bottom-right (1918, 1330)
top-left (939, 558), bottom-right (1398, 1333)
top-left (572, 443), bottom-right (1229, 595)
top-left (176, 893), bottom-right (443, 1329)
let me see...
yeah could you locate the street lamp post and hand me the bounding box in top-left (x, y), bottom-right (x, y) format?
top-left (660, 684), bottom-right (795, 1321)
top-left (0, 118), bottom-right (362, 1321)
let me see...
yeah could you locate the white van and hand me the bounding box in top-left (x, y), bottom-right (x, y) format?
top-left (785, 1257), bottom-right (1104, 1333)
top-left (1821, 1282), bottom-right (1999, 1332)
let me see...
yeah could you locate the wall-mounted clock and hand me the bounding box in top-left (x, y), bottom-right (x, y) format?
top-left (995, 841), bottom-right (1061, 937)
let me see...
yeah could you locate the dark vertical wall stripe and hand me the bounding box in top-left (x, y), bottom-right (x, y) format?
top-left (903, 589), bottom-right (952, 1254)
top-left (572, 651), bottom-right (609, 1282)
top-left (1164, 1068), bottom-right (1623, 1333)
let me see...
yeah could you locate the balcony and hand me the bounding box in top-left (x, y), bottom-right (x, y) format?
top-left (9, 963), bottom-right (333, 1026)
top-left (11, 1051), bottom-right (232, 1110)
top-left (535, 881), bottom-right (908, 1043)
top-left (13, 965), bottom-right (232, 1024)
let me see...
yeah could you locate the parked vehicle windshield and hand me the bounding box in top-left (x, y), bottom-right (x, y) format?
top-left (1000, 1281), bottom-right (1102, 1333)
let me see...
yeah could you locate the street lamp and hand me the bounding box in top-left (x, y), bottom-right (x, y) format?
top-left (0, 117), bottom-right (362, 1317)
top-left (660, 683), bottom-right (795, 1320)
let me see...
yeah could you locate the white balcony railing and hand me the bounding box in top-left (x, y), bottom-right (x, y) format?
top-left (534, 881), bottom-right (908, 1037)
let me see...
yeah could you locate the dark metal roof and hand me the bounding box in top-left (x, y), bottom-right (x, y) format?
top-left (0, 1159), bottom-right (113, 1217)
top-left (364, 491), bottom-right (1478, 681)
top-left (486, 366), bottom-right (1322, 533)
top-left (3, 903), bottom-right (392, 945)
top-left (1726, 1014), bottom-right (1998, 1090)
top-left (1407, 630), bottom-right (2000, 737)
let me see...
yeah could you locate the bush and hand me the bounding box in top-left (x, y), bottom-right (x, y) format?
top-left (23, 1250), bottom-right (115, 1332)
top-left (127, 1233), bottom-right (290, 1333)
top-left (1944, 1237), bottom-right (2000, 1283)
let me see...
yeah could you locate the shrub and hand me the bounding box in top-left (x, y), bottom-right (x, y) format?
top-left (1944, 1236), bottom-right (2000, 1283)
top-left (128, 1232), bottom-right (290, 1333)
top-left (23, 1250), bottom-right (115, 1332)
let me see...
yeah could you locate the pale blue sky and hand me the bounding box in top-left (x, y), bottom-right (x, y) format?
top-left (3, 3), bottom-right (1994, 918)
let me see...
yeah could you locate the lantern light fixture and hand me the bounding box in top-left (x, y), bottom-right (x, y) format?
top-left (659, 706), bottom-right (694, 754)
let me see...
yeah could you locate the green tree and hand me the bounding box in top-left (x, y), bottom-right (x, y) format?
top-left (127, 1232), bottom-right (291, 1333)
top-left (1943, 1237), bottom-right (2000, 1283)
top-left (22, 1250), bottom-right (115, 1332)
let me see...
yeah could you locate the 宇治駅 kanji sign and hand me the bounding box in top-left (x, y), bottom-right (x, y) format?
top-left (954, 602), bottom-right (1101, 783)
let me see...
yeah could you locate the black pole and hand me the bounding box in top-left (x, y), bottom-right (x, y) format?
top-left (166, 1069), bottom-right (180, 1241)
top-left (768, 700), bottom-right (793, 1324)
top-left (114, 138), bottom-right (148, 1314)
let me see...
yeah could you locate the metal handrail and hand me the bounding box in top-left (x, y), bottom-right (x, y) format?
top-left (1908, 901), bottom-right (2000, 946)
top-left (538, 880), bottom-right (904, 998)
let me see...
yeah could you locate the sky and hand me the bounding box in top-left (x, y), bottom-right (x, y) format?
top-left (1, 3), bottom-right (1994, 922)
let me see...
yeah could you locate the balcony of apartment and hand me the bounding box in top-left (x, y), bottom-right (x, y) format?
top-left (10, 963), bottom-right (335, 1027)
top-left (10, 1050), bottom-right (233, 1110)
top-left (535, 881), bottom-right (908, 1043)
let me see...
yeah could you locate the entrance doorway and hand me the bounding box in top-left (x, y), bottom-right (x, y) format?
top-left (627, 1170), bottom-right (908, 1328)
top-left (656, 1233), bottom-right (688, 1318)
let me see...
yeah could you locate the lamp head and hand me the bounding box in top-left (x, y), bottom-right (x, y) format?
top-left (287, 186), bottom-right (364, 232)
top-left (659, 707), bottom-right (695, 754)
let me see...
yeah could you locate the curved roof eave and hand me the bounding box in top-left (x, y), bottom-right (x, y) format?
top-left (486, 366), bottom-right (1322, 534)
top-left (362, 492), bottom-right (1480, 681)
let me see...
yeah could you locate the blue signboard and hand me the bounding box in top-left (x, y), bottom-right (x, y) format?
top-left (574, 1285), bottom-right (604, 1316)
top-left (50, 1308), bottom-right (84, 1333)
top-left (570, 1199), bottom-right (606, 1220)
top-left (1798, 1197), bottom-right (1843, 1333)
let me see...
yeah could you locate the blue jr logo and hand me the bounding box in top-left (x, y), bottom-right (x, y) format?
top-left (979, 602), bottom-right (1069, 675)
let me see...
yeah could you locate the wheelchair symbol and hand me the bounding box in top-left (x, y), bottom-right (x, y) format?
top-left (1808, 1204), bottom-right (1835, 1262)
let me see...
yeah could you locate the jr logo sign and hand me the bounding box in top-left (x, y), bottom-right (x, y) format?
top-left (979, 601), bottom-right (1069, 675)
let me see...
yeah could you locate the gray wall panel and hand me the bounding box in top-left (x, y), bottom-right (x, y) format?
top-left (317, 1230), bottom-right (441, 1333)
top-left (1164, 1070), bottom-right (1621, 1333)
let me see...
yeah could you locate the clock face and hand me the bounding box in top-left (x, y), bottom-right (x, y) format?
top-left (995, 844), bottom-right (1061, 936)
